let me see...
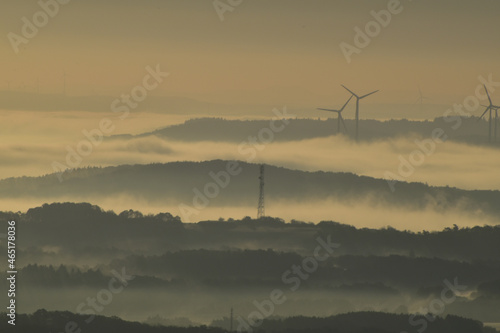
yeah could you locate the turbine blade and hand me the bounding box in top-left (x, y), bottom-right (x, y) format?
top-left (484, 85), bottom-right (493, 106)
top-left (478, 107), bottom-right (490, 121)
top-left (317, 108), bottom-right (340, 113)
top-left (341, 85), bottom-right (358, 98)
top-left (339, 95), bottom-right (353, 111)
top-left (360, 90), bottom-right (379, 99)
top-left (340, 114), bottom-right (348, 133)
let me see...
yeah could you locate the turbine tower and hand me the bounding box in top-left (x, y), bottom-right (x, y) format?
top-left (257, 164), bottom-right (265, 219)
top-left (494, 108), bottom-right (499, 142)
top-left (317, 95), bottom-right (353, 134)
top-left (341, 85), bottom-right (379, 141)
top-left (478, 85), bottom-right (500, 143)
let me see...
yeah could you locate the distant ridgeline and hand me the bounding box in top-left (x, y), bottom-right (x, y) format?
top-left (0, 310), bottom-right (494, 333)
top-left (114, 117), bottom-right (495, 145)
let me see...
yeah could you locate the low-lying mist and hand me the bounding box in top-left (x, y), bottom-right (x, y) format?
top-left (1, 122), bottom-right (500, 191)
top-left (15, 286), bottom-right (500, 326)
top-left (1, 197), bottom-right (497, 232)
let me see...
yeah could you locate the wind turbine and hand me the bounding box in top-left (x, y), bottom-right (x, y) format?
top-left (478, 85), bottom-right (500, 143)
top-left (341, 85), bottom-right (379, 141)
top-left (317, 95), bottom-right (353, 134)
top-left (479, 104), bottom-right (500, 142)
top-left (415, 85), bottom-right (431, 111)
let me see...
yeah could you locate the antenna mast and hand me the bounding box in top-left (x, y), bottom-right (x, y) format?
top-left (257, 165), bottom-right (265, 218)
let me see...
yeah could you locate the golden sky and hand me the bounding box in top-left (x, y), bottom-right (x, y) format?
top-left (1, 1), bottom-right (500, 228)
top-left (1, 0), bottom-right (499, 106)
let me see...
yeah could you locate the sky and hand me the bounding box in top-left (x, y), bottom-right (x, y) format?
top-left (1, 0), bottom-right (500, 107)
top-left (1, 1), bottom-right (500, 227)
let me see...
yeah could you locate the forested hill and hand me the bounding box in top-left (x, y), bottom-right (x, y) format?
top-left (114, 117), bottom-right (494, 145)
top-left (1, 161), bottom-right (500, 216)
top-left (1, 202), bottom-right (500, 261)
